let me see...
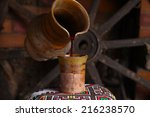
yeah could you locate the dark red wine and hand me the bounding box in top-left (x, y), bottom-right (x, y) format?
top-left (70, 36), bottom-right (75, 57)
top-left (54, 11), bottom-right (78, 57)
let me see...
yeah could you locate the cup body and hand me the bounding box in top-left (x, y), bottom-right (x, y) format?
top-left (59, 55), bottom-right (88, 93)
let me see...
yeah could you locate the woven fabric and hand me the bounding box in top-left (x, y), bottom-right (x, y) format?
top-left (29, 84), bottom-right (116, 100)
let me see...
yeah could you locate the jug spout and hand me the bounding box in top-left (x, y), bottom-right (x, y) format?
top-left (52, 0), bottom-right (90, 36)
top-left (25, 0), bottom-right (90, 61)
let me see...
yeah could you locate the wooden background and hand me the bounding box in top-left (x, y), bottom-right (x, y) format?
top-left (0, 0), bottom-right (149, 100)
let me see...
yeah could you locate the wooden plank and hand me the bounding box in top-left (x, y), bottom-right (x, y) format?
top-left (0, 33), bottom-right (25, 48)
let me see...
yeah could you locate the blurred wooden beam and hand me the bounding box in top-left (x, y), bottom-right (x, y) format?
top-left (0, 33), bottom-right (29, 59)
top-left (0, 33), bottom-right (28, 59)
top-left (0, 33), bottom-right (25, 48)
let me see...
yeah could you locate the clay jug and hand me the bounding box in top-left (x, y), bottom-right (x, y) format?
top-left (59, 54), bottom-right (88, 93)
top-left (25, 0), bottom-right (90, 61)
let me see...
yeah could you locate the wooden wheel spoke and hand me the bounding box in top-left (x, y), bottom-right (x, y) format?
top-left (24, 64), bottom-right (60, 99)
top-left (8, 0), bottom-right (36, 25)
top-left (97, 0), bottom-right (140, 37)
top-left (98, 54), bottom-right (150, 90)
top-left (87, 62), bottom-right (103, 85)
top-left (89, 0), bottom-right (101, 26)
top-left (101, 38), bottom-right (150, 50)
